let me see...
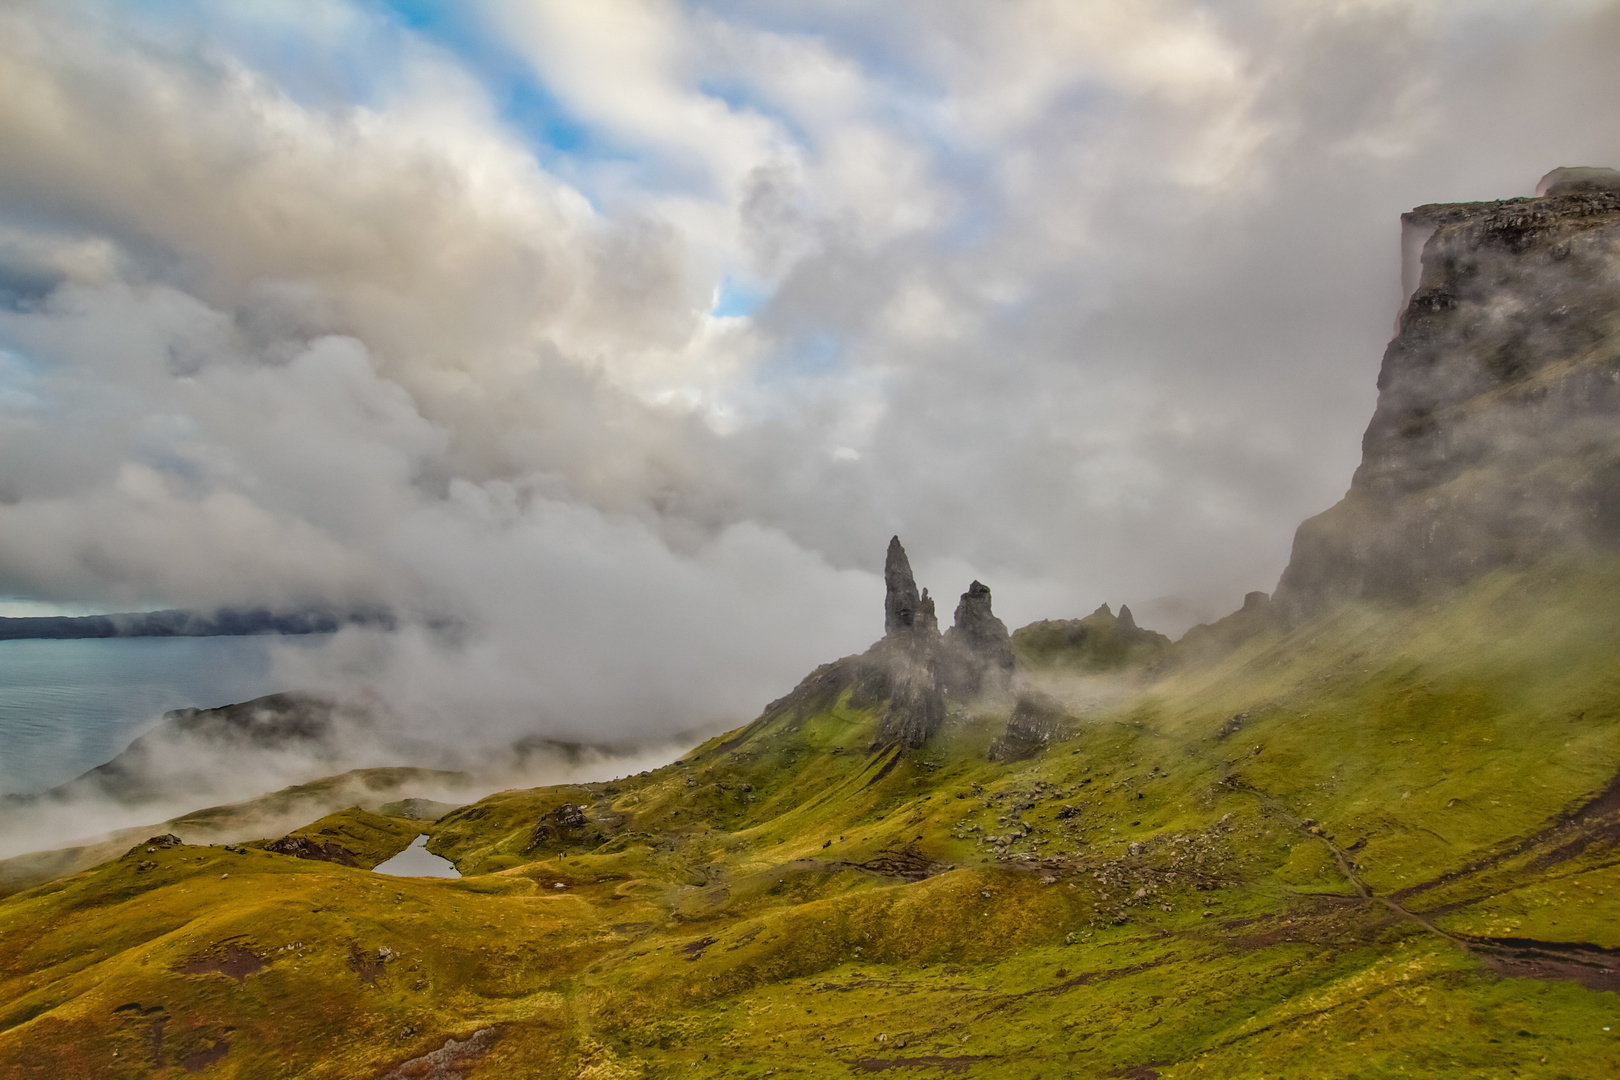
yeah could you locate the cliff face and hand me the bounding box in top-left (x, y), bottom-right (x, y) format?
top-left (1275, 168), bottom-right (1620, 617)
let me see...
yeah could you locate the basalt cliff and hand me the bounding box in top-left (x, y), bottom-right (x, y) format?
top-left (1275, 166), bottom-right (1620, 617)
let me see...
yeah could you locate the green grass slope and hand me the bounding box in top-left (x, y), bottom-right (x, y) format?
top-left (0, 767), bottom-right (470, 899)
top-left (1012, 604), bottom-right (1171, 672)
top-left (4, 557), bottom-right (1620, 1078)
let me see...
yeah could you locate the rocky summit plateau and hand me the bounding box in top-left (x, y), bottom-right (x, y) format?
top-left (7, 172), bottom-right (1620, 1078)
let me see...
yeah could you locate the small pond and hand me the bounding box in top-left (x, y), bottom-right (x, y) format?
top-left (372, 835), bottom-right (460, 878)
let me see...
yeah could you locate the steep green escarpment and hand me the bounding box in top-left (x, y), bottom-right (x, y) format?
top-left (5, 176), bottom-right (1620, 1078)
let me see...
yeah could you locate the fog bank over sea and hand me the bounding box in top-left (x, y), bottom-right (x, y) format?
top-left (0, 636), bottom-right (288, 795)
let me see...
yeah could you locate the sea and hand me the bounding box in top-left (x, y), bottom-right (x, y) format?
top-left (0, 637), bottom-right (293, 797)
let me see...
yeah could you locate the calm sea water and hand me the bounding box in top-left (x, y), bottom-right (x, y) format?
top-left (0, 637), bottom-right (291, 796)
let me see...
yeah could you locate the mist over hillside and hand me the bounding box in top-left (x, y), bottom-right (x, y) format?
top-left (7, 5), bottom-right (1620, 1075)
top-left (7, 171), bottom-right (1620, 1078)
top-left (6, 1), bottom-right (1620, 757)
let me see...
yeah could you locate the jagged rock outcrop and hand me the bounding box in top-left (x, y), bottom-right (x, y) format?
top-left (940, 581), bottom-right (1015, 698)
top-left (529, 802), bottom-right (591, 849)
top-left (952, 582), bottom-right (1011, 650)
top-left (865, 655), bottom-right (945, 748)
top-left (884, 536), bottom-right (923, 636)
top-left (1011, 603), bottom-right (1171, 672)
top-left (855, 538), bottom-right (1025, 748)
top-left (759, 539), bottom-right (1030, 751)
top-left (859, 637), bottom-right (946, 749)
top-left (1539, 166), bottom-right (1620, 197)
top-left (265, 834), bottom-right (359, 866)
top-left (916, 589), bottom-right (939, 635)
top-left (862, 537), bottom-right (948, 747)
top-left (987, 692), bottom-right (1073, 763)
top-left (1274, 168), bottom-right (1620, 619)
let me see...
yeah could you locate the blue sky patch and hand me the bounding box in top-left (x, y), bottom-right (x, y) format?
top-left (711, 276), bottom-right (769, 319)
top-left (0, 348), bottom-right (44, 413)
top-left (373, 0), bottom-right (594, 157)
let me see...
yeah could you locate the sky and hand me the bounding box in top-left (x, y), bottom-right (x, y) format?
top-left (1, 0), bottom-right (1619, 746)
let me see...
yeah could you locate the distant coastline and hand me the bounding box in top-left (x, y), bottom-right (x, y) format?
top-left (0, 608), bottom-right (391, 641)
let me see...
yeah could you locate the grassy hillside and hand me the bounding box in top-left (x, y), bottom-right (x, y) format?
top-left (0, 767), bottom-right (471, 899)
top-left (4, 557), bottom-right (1620, 1078)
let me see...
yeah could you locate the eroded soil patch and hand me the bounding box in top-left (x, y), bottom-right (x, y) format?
top-left (180, 1038), bottom-right (231, 1073)
top-left (1470, 937), bottom-right (1620, 992)
top-left (174, 944), bottom-right (268, 983)
top-left (842, 844), bottom-right (946, 881)
top-left (681, 936), bottom-right (718, 960)
top-left (1391, 764), bottom-right (1620, 906)
top-left (349, 943), bottom-right (388, 985)
top-left (850, 1054), bottom-right (987, 1074)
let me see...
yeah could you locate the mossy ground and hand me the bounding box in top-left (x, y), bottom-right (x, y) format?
top-left (4, 558), bottom-right (1620, 1077)
top-left (0, 767), bottom-right (473, 898)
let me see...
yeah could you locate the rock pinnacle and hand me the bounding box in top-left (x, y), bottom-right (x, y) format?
top-left (884, 536), bottom-right (921, 635)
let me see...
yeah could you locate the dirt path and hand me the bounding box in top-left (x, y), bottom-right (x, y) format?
top-left (1225, 774), bottom-right (1620, 990)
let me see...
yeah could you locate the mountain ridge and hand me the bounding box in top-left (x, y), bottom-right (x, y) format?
top-left (0, 606), bottom-right (391, 641)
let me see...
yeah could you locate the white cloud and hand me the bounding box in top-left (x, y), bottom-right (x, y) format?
top-left (3, 0), bottom-right (1620, 758)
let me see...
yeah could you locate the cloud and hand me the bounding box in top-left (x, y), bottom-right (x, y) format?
top-left (3, 0), bottom-right (1620, 757)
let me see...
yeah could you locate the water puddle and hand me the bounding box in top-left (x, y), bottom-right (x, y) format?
top-left (372, 834), bottom-right (460, 878)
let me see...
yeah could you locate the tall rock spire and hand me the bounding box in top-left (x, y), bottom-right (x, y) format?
top-left (884, 536), bottom-right (921, 635)
top-left (865, 536), bottom-right (945, 748)
top-left (941, 580), bottom-right (1015, 698)
top-left (951, 581), bottom-right (1009, 647)
top-left (916, 588), bottom-right (939, 635)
